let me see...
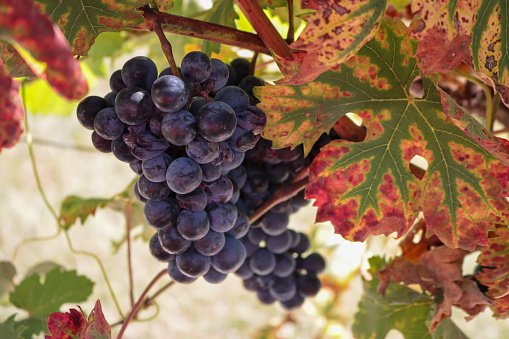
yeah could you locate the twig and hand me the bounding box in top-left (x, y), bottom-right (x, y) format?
top-left (129, 13), bottom-right (271, 55)
top-left (249, 177), bottom-right (309, 224)
top-left (126, 200), bottom-right (135, 308)
top-left (143, 281), bottom-right (175, 307)
top-left (292, 164), bottom-right (310, 183)
top-left (234, 0), bottom-right (293, 59)
top-left (117, 269), bottom-right (168, 339)
top-left (286, 0), bottom-right (295, 43)
top-left (250, 52), bottom-right (259, 76)
top-left (143, 7), bottom-right (180, 79)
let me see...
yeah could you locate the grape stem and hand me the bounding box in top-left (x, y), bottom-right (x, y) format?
top-left (129, 13), bottom-right (271, 55)
top-left (250, 52), bottom-right (259, 76)
top-left (142, 7), bottom-right (180, 79)
top-left (125, 200), bottom-right (135, 308)
top-left (116, 269), bottom-right (168, 339)
top-left (286, 0), bottom-right (295, 43)
top-left (249, 177), bottom-right (309, 224)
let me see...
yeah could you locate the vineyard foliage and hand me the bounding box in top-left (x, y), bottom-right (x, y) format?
top-left (1, 0), bottom-right (509, 337)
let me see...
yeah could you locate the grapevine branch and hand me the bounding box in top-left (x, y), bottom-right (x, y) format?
top-left (117, 269), bottom-right (168, 339)
top-left (286, 0), bottom-right (295, 43)
top-left (249, 177), bottom-right (309, 224)
top-left (142, 7), bottom-right (180, 78)
top-left (130, 13), bottom-right (271, 55)
top-left (126, 200), bottom-right (135, 307)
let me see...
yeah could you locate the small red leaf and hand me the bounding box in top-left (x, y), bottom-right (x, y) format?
top-left (0, 0), bottom-right (88, 100)
top-left (85, 300), bottom-right (111, 339)
top-left (0, 64), bottom-right (24, 152)
top-left (46, 307), bottom-right (86, 339)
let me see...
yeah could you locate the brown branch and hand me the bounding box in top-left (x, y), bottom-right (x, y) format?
top-left (292, 164), bottom-right (310, 183)
top-left (143, 281), bottom-right (175, 307)
top-left (249, 177), bottom-right (309, 224)
top-left (286, 0), bottom-right (295, 43)
top-left (250, 52), bottom-right (259, 76)
top-left (125, 200), bottom-right (135, 308)
top-left (129, 13), bottom-right (271, 55)
top-left (143, 7), bottom-right (180, 78)
top-left (117, 269), bottom-right (167, 339)
top-left (235, 0), bottom-right (293, 59)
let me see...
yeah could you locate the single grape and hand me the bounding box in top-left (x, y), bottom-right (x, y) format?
top-left (194, 229), bottom-right (225, 256)
top-left (291, 233), bottom-right (310, 254)
top-left (159, 226), bottom-right (192, 254)
top-left (142, 153), bottom-right (172, 182)
top-left (238, 75), bottom-right (264, 95)
top-left (230, 58), bottom-right (251, 83)
top-left (302, 253), bottom-right (326, 274)
top-left (203, 266), bottom-right (228, 284)
top-left (133, 181), bottom-right (147, 203)
top-left (189, 96), bottom-right (206, 116)
top-left (210, 141), bottom-right (233, 166)
top-left (161, 109), bottom-right (196, 146)
top-left (196, 101), bottom-right (237, 142)
top-left (241, 237), bottom-right (259, 257)
top-left (261, 211), bottom-right (289, 236)
top-left (280, 293), bottom-right (305, 310)
top-left (229, 181), bottom-right (240, 204)
top-left (257, 289), bottom-right (276, 305)
top-left (214, 86), bottom-right (250, 110)
top-left (176, 187), bottom-right (207, 211)
top-left (115, 87), bottom-right (153, 125)
top-left (166, 157), bottom-right (202, 194)
top-left (288, 230), bottom-right (301, 248)
top-left (297, 273), bottom-right (321, 297)
top-left (268, 275), bottom-right (297, 301)
top-left (91, 131), bottom-right (112, 153)
top-left (177, 210), bottom-right (210, 241)
top-left (181, 51), bottom-right (212, 83)
top-left (168, 260), bottom-right (197, 284)
top-left (221, 150), bottom-right (245, 171)
top-left (249, 249), bottom-right (276, 276)
top-left (185, 136), bottom-right (219, 164)
top-left (225, 209), bottom-right (249, 239)
top-left (226, 165), bottom-right (247, 188)
top-left (109, 69), bottom-right (126, 93)
top-left (207, 58), bottom-right (229, 91)
top-left (151, 75), bottom-right (189, 113)
top-left (77, 96), bottom-right (108, 130)
top-left (247, 228), bottom-right (266, 245)
top-left (124, 124), bottom-right (169, 161)
top-left (103, 92), bottom-right (117, 107)
top-left (144, 199), bottom-right (179, 230)
top-left (207, 202), bottom-right (238, 232)
top-left (121, 56), bottom-right (158, 91)
top-left (235, 260), bottom-right (253, 279)
top-left (94, 107), bottom-right (126, 140)
top-left (266, 231), bottom-right (292, 254)
top-left (149, 233), bottom-right (175, 262)
top-left (130, 160), bottom-right (143, 175)
top-left (265, 163), bottom-right (290, 184)
top-left (225, 64), bottom-right (237, 86)
top-left (234, 105), bottom-right (267, 136)
top-left (200, 163), bottom-right (222, 182)
top-left (273, 253), bottom-right (296, 278)
top-left (111, 136), bottom-right (137, 163)
top-left (243, 276), bottom-right (260, 292)
top-left (203, 176), bottom-right (233, 204)
top-left (176, 247), bottom-right (211, 278)
top-left (211, 236), bottom-right (246, 273)
top-left (137, 174), bottom-right (171, 201)
top-left (228, 127), bottom-right (259, 152)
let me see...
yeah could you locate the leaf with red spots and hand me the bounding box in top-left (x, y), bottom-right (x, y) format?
top-left (411, 0), bottom-right (509, 106)
top-left (377, 246), bottom-right (491, 331)
top-left (0, 64), bottom-right (24, 153)
top-left (280, 0), bottom-right (387, 84)
top-left (257, 18), bottom-right (509, 249)
top-left (0, 40), bottom-right (35, 78)
top-left (46, 308), bottom-right (86, 339)
top-left (33, 0), bottom-right (148, 57)
top-left (0, 0), bottom-right (88, 100)
top-left (85, 300), bottom-right (111, 339)
top-left (477, 228), bottom-right (509, 318)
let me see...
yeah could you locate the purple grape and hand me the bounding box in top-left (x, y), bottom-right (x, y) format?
top-left (176, 187), bottom-right (207, 211)
top-left (238, 75), bottom-right (264, 95)
top-left (211, 236), bottom-right (246, 273)
top-left (291, 233), bottom-right (310, 254)
top-left (257, 289), bottom-right (276, 305)
top-left (302, 253), bottom-right (326, 274)
top-left (226, 209), bottom-right (249, 239)
top-left (161, 109), bottom-right (196, 146)
top-left (166, 157), bottom-right (202, 194)
top-left (249, 249), bottom-right (276, 276)
top-left (115, 87), bottom-right (153, 125)
top-left (207, 58), bottom-right (229, 91)
top-left (203, 176), bottom-right (233, 204)
top-left (247, 228), bottom-right (266, 245)
top-left (280, 293), bottom-right (305, 310)
top-left (181, 51), bottom-right (212, 83)
top-left (229, 181), bottom-right (240, 204)
top-left (230, 58), bottom-right (250, 83)
top-left (94, 107), bottom-right (126, 140)
top-left (111, 136), bottom-right (137, 163)
top-left (228, 127), bottom-right (259, 152)
top-left (159, 226), bottom-right (192, 254)
top-left (177, 210), bottom-right (210, 241)
top-left (207, 202), bottom-right (238, 232)
top-left (77, 96), bottom-right (108, 130)
top-left (124, 124), bottom-right (169, 161)
top-left (273, 253), bottom-right (296, 278)
top-left (151, 75), bottom-right (189, 113)
top-left (168, 260), bottom-right (197, 284)
top-left (142, 153), bottom-right (172, 182)
top-left (203, 266), bottom-right (228, 284)
top-left (268, 275), bottom-right (297, 301)
top-left (133, 181), bottom-right (147, 203)
top-left (214, 86), bottom-right (250, 110)
top-left (241, 237), bottom-right (259, 257)
top-left (121, 56), bottom-right (158, 91)
top-left (235, 260), bottom-right (253, 279)
top-left (265, 163), bottom-right (290, 184)
top-left (189, 96), bottom-right (206, 116)
top-left (227, 165), bottom-right (247, 188)
top-left (194, 230), bottom-right (225, 256)
top-left (176, 246), bottom-right (211, 278)
top-left (221, 150), bottom-right (245, 171)
top-left (266, 230), bottom-right (292, 254)
top-left (149, 233), bottom-right (174, 262)
top-left (103, 92), bottom-right (117, 107)
top-left (261, 211), bottom-right (289, 236)
top-left (91, 131), bottom-right (112, 153)
top-left (243, 276), bottom-right (260, 292)
top-left (196, 101), bottom-right (237, 142)
top-left (109, 69), bottom-right (126, 93)
top-left (144, 199), bottom-right (179, 229)
top-left (297, 273), bottom-right (321, 297)
top-left (185, 136), bottom-right (219, 164)
top-left (200, 163), bottom-right (222, 182)
top-left (137, 174), bottom-right (171, 201)
top-left (288, 230), bottom-right (301, 248)
top-left (210, 141), bottom-right (233, 166)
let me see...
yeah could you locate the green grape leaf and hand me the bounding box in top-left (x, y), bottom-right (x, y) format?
top-left (0, 0), bottom-right (88, 100)
top-left (259, 18), bottom-right (509, 250)
top-left (283, 0), bottom-right (387, 84)
top-left (0, 64), bottom-right (24, 152)
top-left (33, 0), bottom-right (147, 57)
top-left (201, 0), bottom-right (238, 56)
top-left (0, 315), bottom-right (27, 339)
top-left (59, 196), bottom-right (113, 230)
top-left (411, 0), bottom-right (509, 106)
top-left (0, 261), bottom-right (16, 300)
top-left (431, 318), bottom-right (469, 339)
top-left (9, 268), bottom-right (94, 318)
top-left (477, 228), bottom-right (509, 318)
top-left (257, 0), bottom-right (287, 9)
top-left (353, 256), bottom-right (433, 339)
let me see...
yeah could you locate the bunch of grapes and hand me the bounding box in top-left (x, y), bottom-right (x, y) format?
top-left (76, 52), bottom-right (326, 309)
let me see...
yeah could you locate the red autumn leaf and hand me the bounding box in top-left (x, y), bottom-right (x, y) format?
top-left (45, 307), bottom-right (86, 339)
top-left (0, 63), bottom-right (24, 152)
top-left (280, 0), bottom-right (387, 84)
top-left (85, 300), bottom-right (111, 339)
top-left (0, 0), bottom-right (88, 100)
top-left (0, 40), bottom-right (35, 78)
top-left (377, 246), bottom-right (491, 331)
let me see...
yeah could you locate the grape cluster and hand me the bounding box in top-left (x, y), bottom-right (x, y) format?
top-left (77, 52), bottom-right (326, 309)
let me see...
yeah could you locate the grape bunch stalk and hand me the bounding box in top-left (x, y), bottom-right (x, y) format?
top-left (76, 52), bottom-right (326, 310)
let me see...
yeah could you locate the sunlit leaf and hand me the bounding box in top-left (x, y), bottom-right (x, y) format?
top-left (0, 315), bottom-right (26, 339)
top-left (0, 40), bottom-right (34, 78)
top-left (201, 0), bottom-right (238, 56)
